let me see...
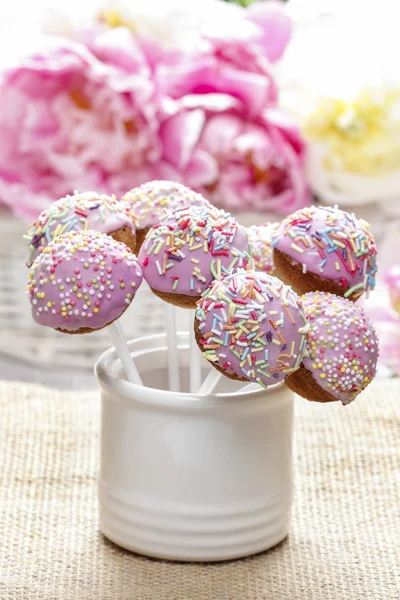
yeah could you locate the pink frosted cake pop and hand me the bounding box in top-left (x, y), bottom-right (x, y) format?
top-left (138, 204), bottom-right (251, 309)
top-left (25, 191), bottom-right (137, 267)
top-left (286, 291), bottom-right (379, 404)
top-left (27, 230), bottom-right (143, 334)
top-left (194, 269), bottom-right (310, 387)
top-left (272, 205), bottom-right (378, 301)
top-left (247, 222), bottom-right (279, 275)
top-left (122, 180), bottom-right (208, 251)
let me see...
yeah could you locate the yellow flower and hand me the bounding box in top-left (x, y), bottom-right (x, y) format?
top-left (98, 9), bottom-right (133, 31)
top-left (304, 89), bottom-right (400, 176)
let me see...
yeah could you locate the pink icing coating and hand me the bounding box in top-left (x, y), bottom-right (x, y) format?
top-left (25, 191), bottom-right (136, 267)
top-left (138, 205), bottom-right (251, 297)
top-left (247, 222), bottom-right (279, 274)
top-left (195, 269), bottom-right (310, 387)
top-left (122, 180), bottom-right (208, 230)
top-left (27, 230), bottom-right (143, 332)
top-left (302, 291), bottom-right (378, 404)
top-left (272, 205), bottom-right (378, 299)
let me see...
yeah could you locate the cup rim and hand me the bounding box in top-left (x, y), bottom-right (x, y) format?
top-left (95, 333), bottom-right (290, 410)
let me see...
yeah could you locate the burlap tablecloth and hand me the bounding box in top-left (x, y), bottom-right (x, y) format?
top-left (0, 380), bottom-right (399, 600)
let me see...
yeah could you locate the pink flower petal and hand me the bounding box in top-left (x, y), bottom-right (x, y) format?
top-left (200, 113), bottom-right (243, 155)
top-left (88, 27), bottom-right (149, 74)
top-left (160, 109), bottom-right (205, 169)
top-left (185, 149), bottom-right (218, 188)
top-left (246, 1), bottom-right (292, 63)
top-left (263, 108), bottom-right (306, 157)
top-left (160, 59), bottom-right (273, 118)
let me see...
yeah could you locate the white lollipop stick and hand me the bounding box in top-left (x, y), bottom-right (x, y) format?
top-left (189, 310), bottom-right (202, 393)
top-left (166, 304), bottom-right (180, 392)
top-left (108, 322), bottom-right (143, 385)
top-left (198, 369), bottom-right (222, 395)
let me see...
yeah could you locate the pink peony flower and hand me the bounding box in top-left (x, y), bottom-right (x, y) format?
top-left (158, 57), bottom-right (277, 120)
top-left (157, 9), bottom-right (282, 119)
top-left (158, 101), bottom-right (309, 214)
top-left (0, 3), bottom-right (305, 219)
top-left (200, 0), bottom-right (292, 78)
top-left (0, 32), bottom-right (161, 220)
top-left (152, 5), bottom-right (306, 215)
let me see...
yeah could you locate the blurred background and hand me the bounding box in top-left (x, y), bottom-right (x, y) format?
top-left (1, 0), bottom-right (400, 387)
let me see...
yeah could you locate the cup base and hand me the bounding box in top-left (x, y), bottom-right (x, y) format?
top-left (100, 524), bottom-right (290, 563)
top-left (98, 481), bottom-right (292, 562)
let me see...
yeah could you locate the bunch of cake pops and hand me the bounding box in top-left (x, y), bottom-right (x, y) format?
top-left (25, 182), bottom-right (379, 405)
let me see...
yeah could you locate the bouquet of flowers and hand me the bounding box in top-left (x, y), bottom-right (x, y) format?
top-left (0, 0), bottom-right (309, 220)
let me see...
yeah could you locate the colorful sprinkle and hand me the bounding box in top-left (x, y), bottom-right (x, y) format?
top-left (272, 205), bottom-right (378, 298)
top-left (122, 180), bottom-right (208, 230)
top-left (26, 230), bottom-right (143, 332)
top-left (195, 269), bottom-right (309, 387)
top-left (301, 291), bottom-right (379, 404)
top-left (139, 205), bottom-right (251, 298)
top-left (25, 191), bottom-right (136, 267)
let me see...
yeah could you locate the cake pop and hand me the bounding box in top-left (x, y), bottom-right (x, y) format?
top-left (25, 191), bottom-right (137, 266)
top-left (194, 269), bottom-right (309, 388)
top-left (27, 230), bottom-right (143, 334)
top-left (272, 205), bottom-right (378, 301)
top-left (285, 291), bottom-right (378, 404)
top-left (121, 180), bottom-right (208, 251)
top-left (138, 204), bottom-right (251, 309)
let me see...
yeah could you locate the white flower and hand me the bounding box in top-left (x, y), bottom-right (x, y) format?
top-left (43, 0), bottom-right (244, 53)
top-left (279, 1), bottom-right (400, 208)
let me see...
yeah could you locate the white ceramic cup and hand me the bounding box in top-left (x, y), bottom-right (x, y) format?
top-left (95, 332), bottom-right (295, 562)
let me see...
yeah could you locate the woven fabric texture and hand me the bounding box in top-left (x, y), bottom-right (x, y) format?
top-left (0, 381), bottom-right (399, 600)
